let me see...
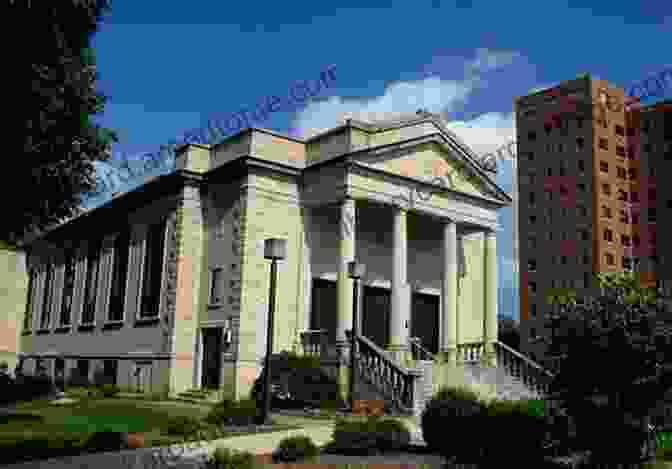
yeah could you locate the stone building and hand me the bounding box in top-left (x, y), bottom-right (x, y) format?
top-left (12, 112), bottom-right (517, 404)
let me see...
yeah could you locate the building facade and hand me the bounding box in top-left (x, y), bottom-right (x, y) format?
top-left (14, 112), bottom-right (510, 401)
top-left (516, 74), bottom-right (672, 363)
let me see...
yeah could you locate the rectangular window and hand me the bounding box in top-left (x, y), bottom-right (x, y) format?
top-left (604, 229), bottom-right (613, 242)
top-left (24, 268), bottom-right (36, 331)
top-left (528, 131), bottom-right (537, 141)
top-left (616, 146), bottom-right (625, 157)
top-left (600, 161), bottom-right (609, 172)
top-left (528, 260), bottom-right (537, 272)
top-left (529, 281), bottom-right (537, 294)
top-left (602, 184), bottom-right (611, 195)
top-left (140, 218), bottom-right (167, 318)
top-left (605, 253), bottom-right (615, 265)
top-left (82, 240), bottom-right (102, 325)
top-left (576, 137), bottom-right (585, 151)
top-left (529, 192), bottom-right (536, 204)
top-left (77, 359), bottom-right (90, 384)
top-left (528, 236), bottom-right (537, 249)
top-left (60, 250), bottom-right (76, 326)
top-left (578, 159), bottom-right (585, 171)
top-left (210, 267), bottom-right (224, 304)
top-left (628, 168), bottom-right (637, 180)
top-left (108, 231), bottom-right (130, 322)
top-left (615, 125), bottom-right (625, 136)
top-left (649, 208), bottom-right (657, 222)
top-left (103, 360), bottom-right (118, 385)
top-left (40, 264), bottom-right (53, 330)
top-left (599, 138), bottom-right (609, 150)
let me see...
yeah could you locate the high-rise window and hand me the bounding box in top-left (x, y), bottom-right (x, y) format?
top-left (210, 267), bottom-right (224, 304)
top-left (615, 125), bottom-right (625, 136)
top-left (576, 137), bottom-right (585, 151)
top-left (24, 268), bottom-right (36, 331)
top-left (528, 131), bottom-right (537, 141)
top-left (40, 264), bottom-right (53, 330)
top-left (528, 260), bottom-right (537, 272)
top-left (605, 253), bottom-right (615, 265)
top-left (628, 168), bottom-right (637, 180)
top-left (616, 146), bottom-right (625, 157)
top-left (82, 240), bottom-right (102, 325)
top-left (109, 231), bottom-right (130, 322)
top-left (604, 229), bottom-right (613, 242)
top-left (60, 249), bottom-right (76, 326)
top-left (578, 159), bottom-right (585, 171)
top-left (600, 161), bottom-right (609, 172)
top-left (140, 218), bottom-right (166, 318)
top-left (602, 184), bottom-right (611, 196)
top-left (599, 138), bottom-right (609, 150)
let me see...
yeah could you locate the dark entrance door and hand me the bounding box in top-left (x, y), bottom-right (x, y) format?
top-left (362, 285), bottom-right (390, 350)
top-left (310, 279), bottom-right (338, 344)
top-left (410, 292), bottom-right (440, 354)
top-left (201, 328), bottom-right (222, 389)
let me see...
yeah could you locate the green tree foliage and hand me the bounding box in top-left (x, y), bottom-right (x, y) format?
top-left (3, 1), bottom-right (117, 245)
top-left (534, 272), bottom-right (672, 462)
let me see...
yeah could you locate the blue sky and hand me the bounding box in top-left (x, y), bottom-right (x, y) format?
top-left (84, 0), bottom-right (671, 322)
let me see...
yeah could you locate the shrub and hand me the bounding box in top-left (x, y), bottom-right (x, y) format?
top-left (205, 446), bottom-right (257, 469)
top-left (165, 416), bottom-right (205, 437)
top-left (80, 431), bottom-right (127, 453)
top-left (420, 385), bottom-right (484, 456)
top-left (0, 434), bottom-right (88, 465)
top-left (327, 415), bottom-right (412, 455)
top-left (272, 435), bottom-right (320, 463)
top-left (479, 399), bottom-right (550, 466)
top-left (250, 351), bottom-right (339, 408)
top-left (205, 398), bottom-right (259, 426)
top-left (100, 384), bottom-right (120, 398)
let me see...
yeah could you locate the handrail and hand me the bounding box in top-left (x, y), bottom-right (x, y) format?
top-left (494, 340), bottom-right (556, 378)
top-left (354, 333), bottom-right (412, 375)
top-left (408, 337), bottom-right (434, 361)
top-left (353, 332), bottom-right (417, 413)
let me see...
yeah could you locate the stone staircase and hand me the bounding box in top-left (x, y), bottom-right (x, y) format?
top-left (301, 330), bottom-right (556, 421)
top-left (174, 388), bottom-right (220, 404)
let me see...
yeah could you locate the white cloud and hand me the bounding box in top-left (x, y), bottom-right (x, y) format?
top-left (290, 48), bottom-right (522, 140)
top-left (444, 111), bottom-right (517, 159)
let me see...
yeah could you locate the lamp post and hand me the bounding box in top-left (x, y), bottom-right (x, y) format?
top-left (347, 261), bottom-right (365, 413)
top-left (260, 238), bottom-right (287, 425)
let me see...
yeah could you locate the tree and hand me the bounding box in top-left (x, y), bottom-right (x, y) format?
top-left (534, 272), bottom-right (672, 463)
top-left (3, 1), bottom-right (117, 245)
top-left (497, 314), bottom-right (520, 350)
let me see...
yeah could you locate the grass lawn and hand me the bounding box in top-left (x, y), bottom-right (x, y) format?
top-left (0, 395), bottom-right (299, 448)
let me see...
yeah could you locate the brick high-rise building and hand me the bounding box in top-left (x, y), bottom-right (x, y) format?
top-left (515, 74), bottom-right (672, 365)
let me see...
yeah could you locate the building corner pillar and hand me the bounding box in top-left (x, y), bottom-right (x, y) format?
top-left (483, 229), bottom-right (498, 368)
top-left (388, 206), bottom-right (411, 367)
top-left (441, 220), bottom-right (458, 366)
top-left (336, 197), bottom-right (356, 404)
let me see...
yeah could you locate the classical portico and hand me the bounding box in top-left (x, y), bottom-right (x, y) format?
top-left (329, 194), bottom-right (500, 370)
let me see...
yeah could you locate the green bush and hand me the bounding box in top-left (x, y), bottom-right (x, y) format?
top-left (327, 415), bottom-right (412, 455)
top-left (0, 434), bottom-right (90, 465)
top-left (250, 351), bottom-right (339, 408)
top-left (205, 446), bottom-right (257, 469)
top-left (420, 385), bottom-right (484, 459)
top-left (80, 431), bottom-right (127, 453)
top-left (164, 416), bottom-right (205, 436)
top-left (479, 399), bottom-right (550, 466)
top-left (272, 435), bottom-right (320, 463)
top-left (100, 384), bottom-right (120, 398)
top-left (205, 398), bottom-right (259, 426)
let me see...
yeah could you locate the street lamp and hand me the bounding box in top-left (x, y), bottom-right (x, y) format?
top-left (260, 238), bottom-right (287, 425)
top-left (347, 261), bottom-right (365, 413)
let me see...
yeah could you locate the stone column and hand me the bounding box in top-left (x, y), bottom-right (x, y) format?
top-left (483, 230), bottom-right (498, 367)
top-left (389, 206), bottom-right (411, 366)
top-left (336, 197), bottom-right (356, 404)
top-left (441, 220), bottom-right (458, 365)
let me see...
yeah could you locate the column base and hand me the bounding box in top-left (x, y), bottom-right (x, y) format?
top-left (439, 348), bottom-right (458, 366)
top-left (479, 342), bottom-right (497, 368)
top-left (385, 345), bottom-right (413, 368)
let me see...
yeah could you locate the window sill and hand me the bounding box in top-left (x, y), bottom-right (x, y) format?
top-left (54, 326), bottom-right (71, 333)
top-left (102, 321), bottom-right (124, 331)
top-left (78, 323), bottom-right (96, 332)
top-left (36, 329), bottom-right (51, 335)
top-left (207, 303), bottom-right (224, 309)
top-left (134, 317), bottom-right (159, 327)
top-left (21, 330), bottom-right (32, 336)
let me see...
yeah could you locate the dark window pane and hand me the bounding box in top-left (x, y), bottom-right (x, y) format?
top-left (60, 250), bottom-right (76, 326)
top-left (109, 231), bottom-right (130, 322)
top-left (141, 219), bottom-right (166, 317)
top-left (83, 240), bottom-right (102, 324)
top-left (41, 264), bottom-right (53, 329)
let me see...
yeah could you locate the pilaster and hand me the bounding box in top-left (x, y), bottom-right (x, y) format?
top-left (482, 229), bottom-right (498, 368)
top-left (441, 220), bottom-right (458, 366)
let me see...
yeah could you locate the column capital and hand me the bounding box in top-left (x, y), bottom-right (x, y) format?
top-left (484, 228), bottom-right (497, 239)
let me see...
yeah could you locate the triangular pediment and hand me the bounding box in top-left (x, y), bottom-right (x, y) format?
top-left (354, 138), bottom-right (508, 202)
